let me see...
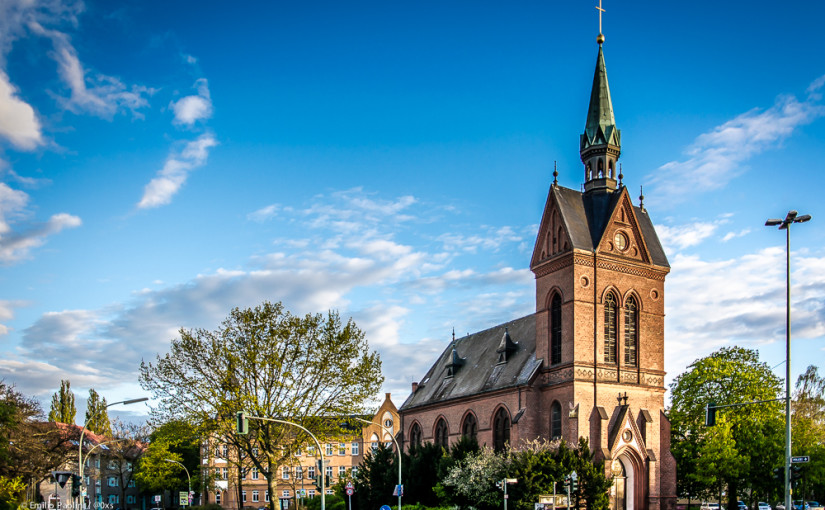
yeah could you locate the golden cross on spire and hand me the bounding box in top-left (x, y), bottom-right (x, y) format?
top-left (596, 0), bottom-right (605, 35)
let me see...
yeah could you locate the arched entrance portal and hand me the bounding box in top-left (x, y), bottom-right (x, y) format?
top-left (610, 454), bottom-right (636, 510)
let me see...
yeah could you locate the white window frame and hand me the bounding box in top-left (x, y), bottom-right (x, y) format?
top-left (108, 495), bottom-right (119, 505)
top-left (325, 466), bottom-right (333, 480)
top-left (351, 442), bottom-right (359, 456)
top-left (216, 492), bottom-right (221, 504)
top-left (282, 490), bottom-right (290, 498)
top-left (338, 443), bottom-right (346, 455)
top-left (252, 467), bottom-right (259, 480)
top-left (282, 467), bottom-right (289, 479)
top-left (296, 466), bottom-right (303, 480)
top-left (242, 491), bottom-right (247, 503)
top-left (252, 491), bottom-right (259, 503)
top-left (107, 477), bottom-right (118, 487)
top-left (325, 443), bottom-right (333, 456)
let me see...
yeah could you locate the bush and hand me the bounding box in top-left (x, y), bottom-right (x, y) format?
top-left (188, 504), bottom-right (224, 510)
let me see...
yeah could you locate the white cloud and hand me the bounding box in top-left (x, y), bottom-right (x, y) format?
top-left (138, 133), bottom-right (218, 209)
top-left (171, 78), bottom-right (212, 126)
top-left (721, 228), bottom-right (751, 242)
top-left (648, 75), bottom-right (825, 204)
top-left (247, 204), bottom-right (280, 222)
top-left (0, 71), bottom-right (42, 150)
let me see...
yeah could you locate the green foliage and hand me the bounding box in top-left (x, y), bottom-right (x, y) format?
top-left (188, 504), bottom-right (224, 510)
top-left (440, 445), bottom-right (509, 510)
top-left (305, 494), bottom-right (344, 510)
top-left (668, 347), bottom-right (784, 505)
top-left (47, 379), bottom-right (76, 424)
top-left (140, 301), bottom-right (384, 502)
top-left (0, 476), bottom-right (26, 510)
top-left (402, 441), bottom-right (447, 507)
top-left (85, 388), bottom-right (112, 436)
top-left (352, 443), bottom-right (398, 510)
top-left (791, 366), bottom-right (825, 502)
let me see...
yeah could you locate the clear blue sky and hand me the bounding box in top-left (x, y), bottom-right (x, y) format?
top-left (1, 0), bottom-right (824, 422)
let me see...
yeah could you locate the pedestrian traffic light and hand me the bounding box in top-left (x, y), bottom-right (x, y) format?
top-left (705, 402), bottom-right (717, 427)
top-left (236, 412), bottom-right (248, 435)
top-left (314, 475), bottom-right (324, 491)
top-left (570, 471), bottom-right (578, 492)
top-left (790, 465), bottom-right (802, 483)
top-left (71, 474), bottom-right (81, 498)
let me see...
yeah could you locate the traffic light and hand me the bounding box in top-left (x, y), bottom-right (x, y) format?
top-left (790, 465), bottom-right (803, 485)
top-left (236, 412), bottom-right (248, 435)
top-left (71, 474), bottom-right (81, 498)
top-left (314, 475), bottom-right (324, 491)
top-left (570, 472), bottom-right (578, 492)
top-left (496, 481), bottom-right (503, 491)
top-left (705, 402), bottom-right (717, 427)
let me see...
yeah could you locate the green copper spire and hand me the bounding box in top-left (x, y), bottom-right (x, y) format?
top-left (580, 37), bottom-right (621, 193)
top-left (581, 43), bottom-right (620, 152)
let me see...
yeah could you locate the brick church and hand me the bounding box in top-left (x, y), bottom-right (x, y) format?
top-left (398, 30), bottom-right (677, 510)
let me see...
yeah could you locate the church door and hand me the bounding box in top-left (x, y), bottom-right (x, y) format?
top-left (610, 458), bottom-right (628, 510)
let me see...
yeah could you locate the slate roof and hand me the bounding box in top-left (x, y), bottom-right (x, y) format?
top-left (581, 44), bottom-right (620, 151)
top-left (400, 314), bottom-right (541, 411)
top-left (553, 185), bottom-right (669, 269)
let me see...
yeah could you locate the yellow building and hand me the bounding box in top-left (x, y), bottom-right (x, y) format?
top-left (205, 394), bottom-right (399, 510)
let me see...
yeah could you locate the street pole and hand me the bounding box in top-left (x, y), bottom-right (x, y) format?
top-left (503, 479), bottom-right (508, 510)
top-left (348, 416), bottom-right (401, 510)
top-left (244, 415), bottom-right (326, 510)
top-left (766, 210), bottom-right (812, 510)
top-left (164, 459), bottom-right (191, 505)
top-left (78, 397), bottom-right (148, 509)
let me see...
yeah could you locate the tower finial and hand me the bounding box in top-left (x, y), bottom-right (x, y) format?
top-left (618, 163), bottom-right (623, 187)
top-left (639, 185), bottom-right (645, 211)
top-left (596, 0), bottom-right (606, 44)
top-left (553, 161), bottom-right (558, 186)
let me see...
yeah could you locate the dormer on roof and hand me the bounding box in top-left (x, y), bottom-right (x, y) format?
top-left (445, 329), bottom-right (466, 378)
top-left (496, 327), bottom-right (518, 364)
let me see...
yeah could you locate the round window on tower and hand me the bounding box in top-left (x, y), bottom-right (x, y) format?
top-left (614, 231), bottom-right (628, 251)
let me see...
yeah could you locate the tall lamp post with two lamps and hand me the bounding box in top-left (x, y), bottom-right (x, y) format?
top-left (765, 210), bottom-right (811, 510)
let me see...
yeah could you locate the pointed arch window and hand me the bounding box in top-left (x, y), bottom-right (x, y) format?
top-left (409, 423), bottom-right (422, 447)
top-left (551, 294), bottom-right (562, 365)
top-left (493, 408), bottom-right (510, 452)
top-left (461, 413), bottom-right (478, 440)
top-left (550, 401), bottom-right (562, 440)
top-left (624, 296), bottom-right (638, 366)
top-left (434, 418), bottom-right (449, 448)
top-left (604, 292), bottom-right (617, 364)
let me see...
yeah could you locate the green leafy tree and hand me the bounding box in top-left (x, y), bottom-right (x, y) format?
top-left (48, 379), bottom-right (76, 424)
top-left (85, 389), bottom-right (112, 436)
top-left (352, 444), bottom-right (397, 510)
top-left (440, 446), bottom-right (509, 510)
top-left (0, 476), bottom-right (27, 510)
top-left (140, 301), bottom-right (384, 510)
top-left (792, 366), bottom-right (825, 502)
top-left (669, 347), bottom-right (784, 510)
top-left (135, 420), bottom-right (202, 496)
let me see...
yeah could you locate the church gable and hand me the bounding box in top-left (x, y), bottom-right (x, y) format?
top-left (608, 403), bottom-right (648, 460)
top-left (531, 188), bottom-right (573, 269)
top-left (595, 188), bottom-right (652, 264)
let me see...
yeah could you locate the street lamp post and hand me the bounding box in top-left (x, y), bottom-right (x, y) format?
top-left (78, 398), bottom-right (148, 508)
top-left (347, 416), bottom-right (401, 510)
top-left (164, 459), bottom-right (192, 506)
top-left (241, 415), bottom-right (326, 510)
top-left (765, 210), bottom-right (812, 510)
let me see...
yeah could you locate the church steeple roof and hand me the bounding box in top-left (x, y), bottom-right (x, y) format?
top-left (580, 35), bottom-right (622, 194)
top-left (581, 43), bottom-right (620, 151)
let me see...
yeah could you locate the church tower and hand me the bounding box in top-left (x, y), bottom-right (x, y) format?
top-left (530, 31), bottom-right (675, 510)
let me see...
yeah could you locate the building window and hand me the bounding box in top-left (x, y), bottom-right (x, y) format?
top-left (128, 480), bottom-right (135, 487)
top-left (282, 467), bottom-right (289, 480)
top-left (108, 495), bottom-right (118, 505)
top-left (294, 447), bottom-right (301, 456)
top-left (127, 496), bottom-right (135, 504)
top-left (604, 292), bottom-right (617, 364)
top-left (434, 418), bottom-right (449, 447)
top-left (551, 293), bottom-right (562, 365)
top-left (242, 491), bottom-right (247, 503)
top-left (370, 433), bottom-right (379, 451)
top-left (624, 296), bottom-right (638, 366)
top-left (325, 466), bottom-right (333, 480)
top-left (241, 468), bottom-right (246, 480)
top-left (108, 460), bottom-right (117, 470)
top-left (308, 490), bottom-right (316, 498)
top-left (282, 490), bottom-right (290, 498)
top-left (325, 443), bottom-right (333, 456)
top-left (351, 466), bottom-right (358, 477)
top-left (307, 445), bottom-right (315, 456)
top-left (339, 466), bottom-right (347, 477)
top-left (551, 401), bottom-right (562, 440)
top-left (215, 492), bottom-right (221, 504)
top-left (351, 442), bottom-right (359, 456)
top-left (253, 447), bottom-right (259, 456)
top-left (221, 468), bottom-right (228, 480)
top-left (107, 477), bottom-right (118, 487)
top-left (461, 413), bottom-right (477, 440)
top-left (265, 491), bottom-right (269, 502)
top-left (308, 466), bottom-right (315, 479)
top-left (252, 491), bottom-right (259, 502)
top-left (221, 445), bottom-right (228, 458)
top-left (95, 458), bottom-right (100, 468)
top-left (252, 467), bottom-right (259, 480)
top-left (409, 423), bottom-right (422, 447)
top-left (339, 443), bottom-right (346, 456)
top-left (296, 466), bottom-right (303, 479)
top-left (326, 489), bottom-right (334, 495)
top-left (493, 407), bottom-right (510, 452)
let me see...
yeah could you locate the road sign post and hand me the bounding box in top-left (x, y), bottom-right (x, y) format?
top-left (791, 456), bottom-right (810, 463)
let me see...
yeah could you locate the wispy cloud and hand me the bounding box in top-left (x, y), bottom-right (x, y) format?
top-left (648, 75), bottom-right (825, 204)
top-left (0, 72), bottom-right (43, 150)
top-left (171, 78), bottom-right (212, 126)
top-left (137, 133), bottom-right (218, 209)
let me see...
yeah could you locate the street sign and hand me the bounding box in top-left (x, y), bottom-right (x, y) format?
top-left (505, 478), bottom-right (518, 484)
top-left (791, 456), bottom-right (810, 463)
top-left (154, 496), bottom-right (162, 503)
top-left (346, 482), bottom-right (354, 489)
top-left (180, 491), bottom-right (189, 506)
top-left (346, 488), bottom-right (354, 496)
top-left (380, 505), bottom-right (392, 510)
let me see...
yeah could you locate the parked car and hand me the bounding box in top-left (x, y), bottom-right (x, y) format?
top-left (794, 501), bottom-right (810, 510)
top-left (701, 503), bottom-right (720, 510)
top-left (738, 501), bottom-right (747, 510)
top-left (776, 504), bottom-right (786, 510)
top-left (758, 502), bottom-right (771, 510)
top-left (806, 503), bottom-right (822, 510)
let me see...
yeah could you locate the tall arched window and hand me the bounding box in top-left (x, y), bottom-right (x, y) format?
top-left (604, 292), bottom-right (617, 364)
top-left (550, 401), bottom-right (562, 440)
top-left (434, 418), bottom-right (449, 448)
top-left (462, 413), bottom-right (478, 440)
top-left (493, 408), bottom-right (510, 452)
top-left (624, 296), bottom-right (638, 366)
top-left (409, 423), bottom-right (422, 447)
top-left (551, 293), bottom-right (562, 365)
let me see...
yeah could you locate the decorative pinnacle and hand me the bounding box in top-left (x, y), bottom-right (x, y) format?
top-left (618, 163), bottom-right (623, 187)
top-left (595, 0), bottom-right (605, 44)
top-left (597, 33), bottom-right (605, 44)
top-left (553, 161), bottom-right (558, 186)
top-left (639, 186), bottom-right (645, 211)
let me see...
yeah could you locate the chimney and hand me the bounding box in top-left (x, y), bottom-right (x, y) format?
top-left (411, 382), bottom-right (418, 393)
